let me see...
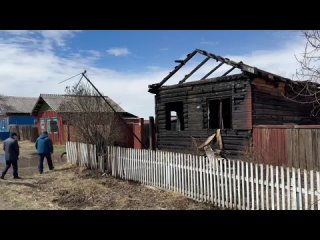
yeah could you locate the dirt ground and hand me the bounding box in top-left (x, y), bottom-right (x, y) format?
top-left (0, 141), bottom-right (216, 210)
top-left (0, 141), bottom-right (66, 176)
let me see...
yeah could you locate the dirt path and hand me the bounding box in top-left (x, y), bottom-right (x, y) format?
top-left (0, 140), bottom-right (67, 210)
top-left (0, 141), bottom-right (216, 210)
top-left (0, 198), bottom-right (14, 210)
top-left (0, 164), bottom-right (216, 210)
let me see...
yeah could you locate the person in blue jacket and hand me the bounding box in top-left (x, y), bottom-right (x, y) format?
top-left (35, 131), bottom-right (54, 174)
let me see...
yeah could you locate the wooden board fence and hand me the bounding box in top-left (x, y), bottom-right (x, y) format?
top-left (66, 141), bottom-right (320, 210)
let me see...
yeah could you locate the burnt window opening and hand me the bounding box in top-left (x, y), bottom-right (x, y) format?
top-left (165, 102), bottom-right (184, 131)
top-left (208, 98), bottom-right (231, 129)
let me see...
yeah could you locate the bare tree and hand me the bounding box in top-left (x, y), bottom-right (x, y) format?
top-left (296, 31), bottom-right (320, 83)
top-left (286, 30), bottom-right (320, 117)
top-left (60, 81), bottom-right (128, 155)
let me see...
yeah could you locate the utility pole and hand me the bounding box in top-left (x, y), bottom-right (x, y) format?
top-left (81, 70), bottom-right (146, 148)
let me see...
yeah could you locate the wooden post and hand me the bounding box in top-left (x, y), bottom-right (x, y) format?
top-left (216, 129), bottom-right (223, 150)
top-left (271, 165), bottom-right (274, 210)
top-left (310, 170), bottom-right (315, 210)
top-left (149, 116), bottom-right (156, 150)
top-left (266, 164), bottom-right (270, 210)
top-left (255, 164), bottom-right (259, 209)
top-left (260, 164), bottom-right (264, 210)
top-left (206, 157), bottom-right (210, 203)
top-left (304, 169), bottom-right (308, 210)
top-left (209, 156), bottom-right (214, 204)
top-left (276, 166), bottom-right (280, 210)
top-left (281, 166), bottom-right (285, 210)
top-left (237, 160), bottom-right (240, 209)
top-left (250, 162), bottom-right (254, 210)
top-left (245, 162), bottom-right (249, 210)
top-left (317, 171), bottom-right (320, 210)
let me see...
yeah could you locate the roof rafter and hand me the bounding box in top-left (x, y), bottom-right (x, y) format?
top-left (148, 48), bottom-right (292, 94)
top-left (200, 62), bottom-right (224, 80)
top-left (179, 56), bottom-right (210, 84)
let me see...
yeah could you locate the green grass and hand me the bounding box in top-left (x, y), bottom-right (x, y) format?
top-left (53, 144), bottom-right (66, 153)
top-left (53, 145), bottom-right (66, 153)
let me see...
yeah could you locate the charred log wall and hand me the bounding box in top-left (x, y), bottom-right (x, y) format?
top-left (252, 78), bottom-right (320, 125)
top-left (155, 74), bottom-right (252, 156)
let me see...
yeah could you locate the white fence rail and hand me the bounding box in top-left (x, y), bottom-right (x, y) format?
top-left (66, 141), bottom-right (320, 210)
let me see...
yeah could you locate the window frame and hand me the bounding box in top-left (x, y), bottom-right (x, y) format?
top-left (46, 117), bottom-right (59, 134)
top-left (40, 118), bottom-right (45, 132)
top-left (165, 102), bottom-right (185, 131)
top-left (207, 97), bottom-right (232, 130)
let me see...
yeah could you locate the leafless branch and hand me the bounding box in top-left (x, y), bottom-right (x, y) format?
top-left (286, 31), bottom-right (320, 116)
top-left (60, 81), bottom-right (128, 155)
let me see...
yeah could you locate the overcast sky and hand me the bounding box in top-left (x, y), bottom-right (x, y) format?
top-left (0, 30), bottom-right (306, 118)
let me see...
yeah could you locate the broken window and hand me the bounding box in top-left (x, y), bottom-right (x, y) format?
top-left (165, 102), bottom-right (184, 131)
top-left (208, 98), bottom-right (231, 129)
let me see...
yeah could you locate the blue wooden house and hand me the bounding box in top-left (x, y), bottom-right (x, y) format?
top-left (0, 96), bottom-right (38, 140)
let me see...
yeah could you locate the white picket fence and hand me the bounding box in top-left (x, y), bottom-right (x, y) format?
top-left (66, 141), bottom-right (320, 210)
top-left (66, 142), bottom-right (105, 171)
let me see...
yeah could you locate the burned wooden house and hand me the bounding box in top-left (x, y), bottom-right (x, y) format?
top-left (149, 49), bottom-right (320, 163)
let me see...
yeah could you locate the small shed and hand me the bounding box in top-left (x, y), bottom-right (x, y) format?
top-left (0, 96), bottom-right (38, 141)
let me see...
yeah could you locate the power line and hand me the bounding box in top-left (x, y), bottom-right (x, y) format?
top-left (58, 72), bottom-right (82, 84)
top-left (80, 71), bottom-right (147, 148)
top-left (74, 75), bottom-right (84, 89)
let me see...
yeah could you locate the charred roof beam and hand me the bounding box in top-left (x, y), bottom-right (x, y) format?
top-left (148, 50), bottom-right (198, 93)
top-left (179, 56), bottom-right (210, 84)
top-left (195, 49), bottom-right (256, 74)
top-left (200, 62), bottom-right (224, 80)
top-left (148, 48), bottom-right (270, 94)
top-left (222, 66), bottom-right (236, 76)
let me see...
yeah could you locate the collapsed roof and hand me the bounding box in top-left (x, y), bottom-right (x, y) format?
top-left (148, 49), bottom-right (293, 94)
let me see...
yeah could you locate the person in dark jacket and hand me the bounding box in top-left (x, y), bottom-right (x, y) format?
top-left (1, 132), bottom-right (20, 179)
top-left (35, 131), bottom-right (54, 174)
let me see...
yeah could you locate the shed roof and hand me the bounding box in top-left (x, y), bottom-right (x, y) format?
top-left (0, 96), bottom-right (38, 114)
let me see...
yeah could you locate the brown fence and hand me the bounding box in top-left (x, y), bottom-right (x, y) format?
top-left (253, 125), bottom-right (320, 170)
top-left (9, 125), bottom-right (39, 142)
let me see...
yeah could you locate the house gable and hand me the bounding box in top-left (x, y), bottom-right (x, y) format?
top-left (39, 102), bottom-right (53, 112)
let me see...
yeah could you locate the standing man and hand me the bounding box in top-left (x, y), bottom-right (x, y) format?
top-left (1, 132), bottom-right (20, 179)
top-left (35, 131), bottom-right (54, 174)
